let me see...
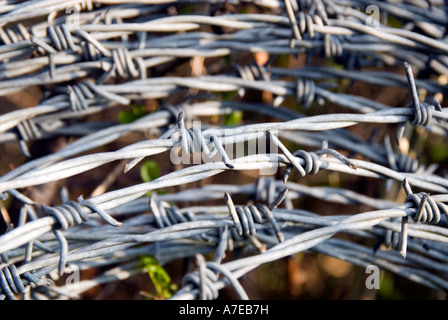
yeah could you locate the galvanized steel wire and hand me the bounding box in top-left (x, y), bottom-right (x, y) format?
top-left (0, 0), bottom-right (448, 300)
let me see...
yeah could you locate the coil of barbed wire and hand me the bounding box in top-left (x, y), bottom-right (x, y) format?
top-left (1, 0), bottom-right (448, 301)
top-left (224, 188), bottom-right (288, 243)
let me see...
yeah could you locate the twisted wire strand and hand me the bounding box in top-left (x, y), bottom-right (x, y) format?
top-left (1, 180), bottom-right (447, 298)
top-left (1, 0), bottom-right (448, 300)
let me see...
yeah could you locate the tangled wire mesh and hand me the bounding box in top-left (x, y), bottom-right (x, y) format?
top-left (0, 0), bottom-right (448, 300)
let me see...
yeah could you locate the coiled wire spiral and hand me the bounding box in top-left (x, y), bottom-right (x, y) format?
top-left (396, 62), bottom-right (443, 142)
top-left (67, 82), bottom-right (95, 111)
top-left (149, 194), bottom-right (197, 230)
top-left (0, 249), bottom-right (44, 300)
top-left (402, 178), bottom-right (448, 225)
top-left (17, 119), bottom-right (42, 142)
top-left (296, 78), bottom-right (316, 109)
top-left (323, 34), bottom-right (344, 58)
top-left (41, 196), bottom-right (121, 275)
top-left (383, 135), bottom-right (429, 174)
top-left (0, 264), bottom-right (29, 300)
top-left (0, 23), bottom-right (31, 45)
top-left (284, 0), bottom-right (328, 46)
top-left (386, 178), bottom-right (448, 258)
top-left (16, 119), bottom-right (43, 157)
top-left (59, 80), bottom-right (130, 112)
top-left (233, 62), bottom-right (271, 98)
top-left (163, 111), bottom-right (234, 169)
top-left (267, 130), bottom-right (357, 183)
top-left (180, 254), bottom-right (249, 300)
top-left (47, 24), bottom-right (79, 52)
top-left (224, 188), bottom-right (288, 243)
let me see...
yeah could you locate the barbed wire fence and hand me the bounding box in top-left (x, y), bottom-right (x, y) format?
top-left (0, 0), bottom-right (448, 300)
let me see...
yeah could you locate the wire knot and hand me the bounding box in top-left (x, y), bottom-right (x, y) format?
top-left (42, 200), bottom-right (89, 230)
top-left (179, 254), bottom-right (249, 300)
top-left (397, 62), bottom-right (443, 143)
top-left (0, 23), bottom-right (31, 45)
top-left (284, 0), bottom-right (327, 43)
top-left (282, 148), bottom-right (356, 183)
top-left (224, 188), bottom-right (287, 243)
top-left (233, 62), bottom-right (270, 97)
top-left (67, 82), bottom-right (95, 112)
top-left (41, 197), bottom-right (121, 275)
top-left (296, 78), bottom-right (316, 109)
top-left (402, 179), bottom-right (447, 224)
top-left (0, 264), bottom-right (28, 300)
top-left (252, 176), bottom-right (277, 204)
top-left (233, 62), bottom-right (270, 82)
top-left (111, 47), bottom-right (145, 79)
top-left (410, 100), bottom-right (441, 127)
top-left (396, 178), bottom-right (448, 258)
top-left (149, 194), bottom-right (195, 229)
top-left (17, 119), bottom-right (42, 142)
top-left (47, 24), bottom-right (79, 52)
top-left (181, 255), bottom-right (220, 300)
top-left (16, 119), bottom-right (43, 157)
top-left (170, 112), bottom-right (234, 168)
top-left (323, 34), bottom-right (343, 58)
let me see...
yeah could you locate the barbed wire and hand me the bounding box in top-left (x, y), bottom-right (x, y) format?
top-left (0, 0), bottom-right (448, 300)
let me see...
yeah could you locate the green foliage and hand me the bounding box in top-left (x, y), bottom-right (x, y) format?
top-left (222, 90), bottom-right (238, 101)
top-left (427, 138), bottom-right (448, 164)
top-left (139, 159), bottom-right (160, 183)
top-left (378, 272), bottom-right (405, 299)
top-left (140, 255), bottom-right (178, 299)
top-left (223, 110), bottom-right (243, 126)
top-left (118, 105), bottom-right (148, 124)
